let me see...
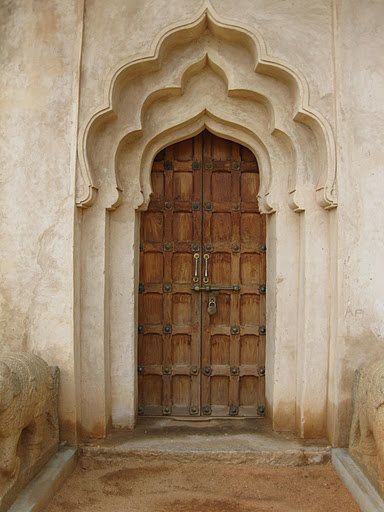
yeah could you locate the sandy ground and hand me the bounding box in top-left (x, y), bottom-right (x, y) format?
top-left (45, 458), bottom-right (358, 512)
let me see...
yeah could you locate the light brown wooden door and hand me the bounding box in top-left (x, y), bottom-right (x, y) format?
top-left (138, 131), bottom-right (266, 418)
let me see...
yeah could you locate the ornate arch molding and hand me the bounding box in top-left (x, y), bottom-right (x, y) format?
top-left (77, 7), bottom-right (337, 211)
top-left (113, 58), bottom-right (292, 211)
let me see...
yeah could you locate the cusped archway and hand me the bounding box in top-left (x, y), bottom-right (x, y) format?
top-left (77, 7), bottom-right (336, 441)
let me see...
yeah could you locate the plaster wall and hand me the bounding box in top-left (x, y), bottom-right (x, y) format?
top-left (1, 0), bottom-right (383, 445)
top-left (328, 0), bottom-right (384, 446)
top-left (0, 1), bottom-right (82, 443)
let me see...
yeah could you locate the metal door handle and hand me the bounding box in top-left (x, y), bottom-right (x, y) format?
top-left (203, 253), bottom-right (209, 283)
top-left (193, 253), bottom-right (200, 283)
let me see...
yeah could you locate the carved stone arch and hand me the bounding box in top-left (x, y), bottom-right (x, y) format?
top-left (77, 7), bottom-right (337, 211)
top-left (115, 73), bottom-right (295, 213)
top-left (77, 5), bottom-right (336, 441)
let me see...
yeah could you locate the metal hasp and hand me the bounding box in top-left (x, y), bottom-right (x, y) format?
top-left (191, 284), bottom-right (241, 292)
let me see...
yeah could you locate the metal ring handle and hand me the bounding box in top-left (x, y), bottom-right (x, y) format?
top-left (193, 253), bottom-right (200, 283)
top-left (203, 253), bottom-right (209, 283)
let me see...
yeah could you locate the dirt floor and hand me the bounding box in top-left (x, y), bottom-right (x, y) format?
top-left (45, 458), bottom-right (359, 512)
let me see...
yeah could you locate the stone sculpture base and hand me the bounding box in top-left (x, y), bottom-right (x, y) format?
top-left (0, 353), bottom-right (59, 512)
top-left (0, 444), bottom-right (59, 512)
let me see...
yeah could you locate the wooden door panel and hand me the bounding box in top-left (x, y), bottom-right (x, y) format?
top-left (138, 130), bottom-right (265, 418)
top-left (138, 136), bottom-right (202, 417)
top-left (200, 131), bottom-right (265, 417)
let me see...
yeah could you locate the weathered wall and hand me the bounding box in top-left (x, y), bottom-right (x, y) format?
top-left (1, 0), bottom-right (384, 445)
top-left (328, 0), bottom-right (384, 446)
top-left (0, 0), bottom-right (82, 442)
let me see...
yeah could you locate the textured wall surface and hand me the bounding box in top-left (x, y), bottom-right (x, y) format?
top-left (329, 0), bottom-right (384, 445)
top-left (0, 0), bottom-right (82, 442)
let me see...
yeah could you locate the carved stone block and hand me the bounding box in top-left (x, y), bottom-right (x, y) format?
top-left (350, 359), bottom-right (384, 495)
top-left (0, 353), bottom-right (59, 512)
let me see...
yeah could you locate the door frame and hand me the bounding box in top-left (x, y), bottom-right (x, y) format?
top-left (80, 117), bottom-right (331, 441)
top-left (108, 120), bottom-right (301, 432)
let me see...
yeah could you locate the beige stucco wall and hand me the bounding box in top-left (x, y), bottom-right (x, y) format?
top-left (0, 1), bottom-right (82, 442)
top-left (328, 0), bottom-right (384, 446)
top-left (1, 0), bottom-right (383, 445)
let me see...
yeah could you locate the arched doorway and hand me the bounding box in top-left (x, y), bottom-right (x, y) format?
top-left (138, 130), bottom-right (266, 418)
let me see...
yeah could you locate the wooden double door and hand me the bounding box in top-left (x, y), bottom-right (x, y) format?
top-left (138, 131), bottom-right (266, 418)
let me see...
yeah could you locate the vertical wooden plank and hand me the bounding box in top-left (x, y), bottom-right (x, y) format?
top-left (162, 144), bottom-right (174, 413)
top-left (229, 140), bottom-right (241, 412)
top-left (190, 132), bottom-right (203, 414)
top-left (138, 135), bottom-right (203, 416)
top-left (201, 130), bottom-right (212, 414)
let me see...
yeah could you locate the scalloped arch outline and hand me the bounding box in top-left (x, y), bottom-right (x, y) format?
top-left (77, 5), bottom-right (337, 210)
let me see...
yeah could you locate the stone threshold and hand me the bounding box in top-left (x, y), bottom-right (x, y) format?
top-left (332, 448), bottom-right (384, 512)
top-left (8, 446), bottom-right (77, 512)
top-left (81, 418), bottom-right (331, 466)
